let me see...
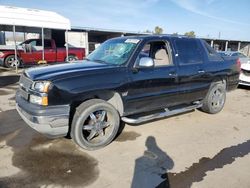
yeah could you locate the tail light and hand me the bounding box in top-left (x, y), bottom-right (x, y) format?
top-left (236, 58), bottom-right (241, 72)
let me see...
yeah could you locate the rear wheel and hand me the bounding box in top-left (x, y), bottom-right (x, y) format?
top-left (4, 55), bottom-right (21, 68)
top-left (71, 99), bottom-right (120, 150)
top-left (201, 81), bottom-right (226, 114)
top-left (66, 55), bottom-right (78, 62)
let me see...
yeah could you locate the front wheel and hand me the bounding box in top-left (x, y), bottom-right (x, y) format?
top-left (4, 55), bottom-right (21, 68)
top-left (201, 82), bottom-right (226, 114)
top-left (71, 99), bottom-right (120, 150)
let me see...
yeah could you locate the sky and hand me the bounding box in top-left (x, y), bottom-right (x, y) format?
top-left (1, 0), bottom-right (250, 41)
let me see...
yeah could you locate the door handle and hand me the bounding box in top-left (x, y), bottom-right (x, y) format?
top-left (198, 70), bottom-right (205, 74)
top-left (169, 72), bottom-right (177, 77)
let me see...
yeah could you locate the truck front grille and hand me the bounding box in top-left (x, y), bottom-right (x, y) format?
top-left (19, 74), bottom-right (33, 91)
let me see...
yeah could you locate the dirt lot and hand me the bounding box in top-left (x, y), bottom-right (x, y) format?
top-left (0, 68), bottom-right (250, 188)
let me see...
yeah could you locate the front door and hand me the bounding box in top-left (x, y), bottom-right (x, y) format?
top-left (20, 39), bottom-right (56, 63)
top-left (124, 40), bottom-right (179, 115)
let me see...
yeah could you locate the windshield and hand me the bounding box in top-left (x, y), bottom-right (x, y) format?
top-left (87, 38), bottom-right (140, 65)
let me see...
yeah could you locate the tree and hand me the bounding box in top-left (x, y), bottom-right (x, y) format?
top-left (172, 32), bottom-right (178, 36)
top-left (154, 26), bottom-right (163, 34)
top-left (184, 31), bottom-right (196, 37)
top-left (144, 29), bottom-right (153, 34)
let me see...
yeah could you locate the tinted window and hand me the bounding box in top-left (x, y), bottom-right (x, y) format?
top-left (175, 38), bottom-right (203, 65)
top-left (202, 40), bottom-right (217, 55)
top-left (36, 40), bottom-right (42, 46)
top-left (28, 40), bottom-right (37, 46)
top-left (44, 40), bottom-right (52, 48)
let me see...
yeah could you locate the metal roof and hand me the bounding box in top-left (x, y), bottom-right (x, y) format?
top-left (0, 6), bottom-right (71, 30)
top-left (72, 26), bottom-right (148, 35)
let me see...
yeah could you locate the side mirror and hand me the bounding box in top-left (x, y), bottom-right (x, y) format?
top-left (138, 57), bottom-right (154, 68)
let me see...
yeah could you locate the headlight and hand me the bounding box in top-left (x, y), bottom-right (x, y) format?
top-left (0, 51), bottom-right (4, 57)
top-left (32, 81), bottom-right (51, 93)
top-left (30, 95), bottom-right (48, 106)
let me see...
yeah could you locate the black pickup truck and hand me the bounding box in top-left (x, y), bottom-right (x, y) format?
top-left (16, 35), bottom-right (240, 150)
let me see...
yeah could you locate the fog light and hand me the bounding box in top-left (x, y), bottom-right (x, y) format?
top-left (30, 95), bottom-right (48, 106)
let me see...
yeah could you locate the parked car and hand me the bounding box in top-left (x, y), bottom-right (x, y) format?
top-left (218, 51), bottom-right (250, 86)
top-left (16, 35), bottom-right (240, 150)
top-left (239, 63), bottom-right (250, 86)
top-left (0, 39), bottom-right (85, 68)
top-left (218, 51), bottom-right (250, 64)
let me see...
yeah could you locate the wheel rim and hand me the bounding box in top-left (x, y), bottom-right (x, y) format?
top-left (6, 57), bottom-right (20, 68)
top-left (210, 88), bottom-right (225, 110)
top-left (81, 110), bottom-right (114, 145)
top-left (68, 56), bottom-right (76, 62)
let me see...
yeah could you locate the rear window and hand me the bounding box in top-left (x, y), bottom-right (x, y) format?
top-left (202, 40), bottom-right (217, 55)
top-left (174, 38), bottom-right (203, 65)
top-left (202, 40), bottom-right (223, 61)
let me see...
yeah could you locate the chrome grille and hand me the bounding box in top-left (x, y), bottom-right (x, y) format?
top-left (19, 74), bottom-right (33, 91)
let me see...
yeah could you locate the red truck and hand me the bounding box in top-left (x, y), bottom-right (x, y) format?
top-left (0, 39), bottom-right (85, 68)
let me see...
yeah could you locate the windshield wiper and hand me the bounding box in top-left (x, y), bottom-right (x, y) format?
top-left (91, 59), bottom-right (108, 64)
top-left (84, 57), bottom-right (91, 61)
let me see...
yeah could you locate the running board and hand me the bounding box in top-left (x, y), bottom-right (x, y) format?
top-left (121, 103), bottom-right (202, 124)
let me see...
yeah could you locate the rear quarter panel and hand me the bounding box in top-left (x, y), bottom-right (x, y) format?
top-left (56, 48), bottom-right (85, 61)
top-left (201, 43), bottom-right (240, 91)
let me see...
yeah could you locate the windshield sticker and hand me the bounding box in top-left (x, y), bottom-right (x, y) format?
top-left (125, 39), bottom-right (140, 44)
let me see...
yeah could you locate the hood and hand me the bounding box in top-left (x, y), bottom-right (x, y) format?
top-left (25, 60), bottom-right (115, 81)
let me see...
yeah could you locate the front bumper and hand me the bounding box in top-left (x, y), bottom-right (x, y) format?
top-left (16, 90), bottom-right (70, 138)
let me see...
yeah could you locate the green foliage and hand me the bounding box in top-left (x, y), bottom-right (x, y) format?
top-left (184, 31), bottom-right (196, 37)
top-left (154, 26), bottom-right (163, 34)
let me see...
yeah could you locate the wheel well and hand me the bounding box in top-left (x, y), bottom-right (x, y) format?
top-left (3, 54), bottom-right (22, 66)
top-left (65, 54), bottom-right (78, 61)
top-left (4, 54), bottom-right (19, 61)
top-left (71, 91), bottom-right (123, 115)
top-left (68, 54), bottom-right (77, 57)
top-left (67, 91), bottom-right (124, 137)
top-left (212, 77), bottom-right (227, 88)
top-left (67, 54), bottom-right (78, 59)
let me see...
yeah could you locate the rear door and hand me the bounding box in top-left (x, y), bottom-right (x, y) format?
top-left (173, 38), bottom-right (209, 103)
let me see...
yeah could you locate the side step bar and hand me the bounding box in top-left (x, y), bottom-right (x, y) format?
top-left (121, 103), bottom-right (202, 124)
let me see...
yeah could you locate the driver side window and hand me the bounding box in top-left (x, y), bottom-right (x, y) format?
top-left (138, 41), bottom-right (172, 67)
top-left (28, 40), bottom-right (37, 46)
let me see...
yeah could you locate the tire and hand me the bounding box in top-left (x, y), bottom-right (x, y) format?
top-left (66, 55), bottom-right (78, 62)
top-left (4, 55), bottom-right (21, 68)
top-left (201, 81), bottom-right (226, 114)
top-left (71, 99), bottom-right (120, 150)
